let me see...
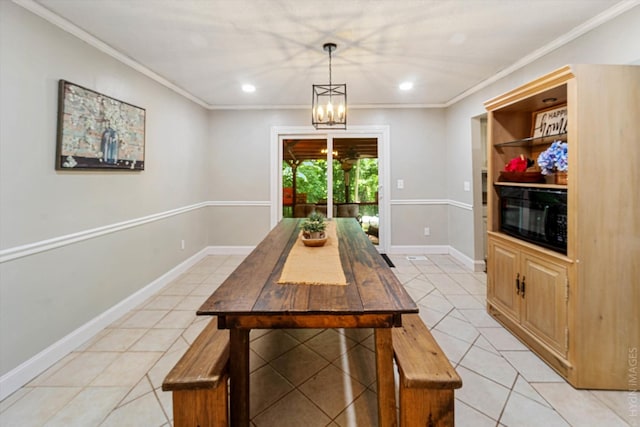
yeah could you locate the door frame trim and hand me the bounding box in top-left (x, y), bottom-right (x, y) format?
top-left (270, 125), bottom-right (391, 253)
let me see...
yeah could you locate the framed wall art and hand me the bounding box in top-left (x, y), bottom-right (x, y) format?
top-left (56, 80), bottom-right (146, 170)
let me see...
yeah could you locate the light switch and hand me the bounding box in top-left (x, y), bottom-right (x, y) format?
top-left (464, 181), bottom-right (470, 191)
top-left (397, 179), bottom-right (404, 189)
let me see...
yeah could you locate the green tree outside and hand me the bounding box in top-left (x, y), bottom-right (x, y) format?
top-left (283, 158), bottom-right (379, 216)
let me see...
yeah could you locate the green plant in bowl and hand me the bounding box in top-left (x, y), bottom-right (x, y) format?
top-left (302, 211), bottom-right (327, 238)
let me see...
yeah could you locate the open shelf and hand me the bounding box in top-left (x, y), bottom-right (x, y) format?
top-left (484, 65), bottom-right (640, 390)
top-left (495, 133), bottom-right (567, 148)
top-left (493, 182), bottom-right (566, 189)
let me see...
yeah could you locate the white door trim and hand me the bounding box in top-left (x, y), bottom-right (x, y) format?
top-left (270, 125), bottom-right (391, 253)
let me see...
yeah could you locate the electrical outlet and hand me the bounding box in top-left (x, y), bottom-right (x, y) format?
top-left (424, 227), bottom-right (430, 236)
top-left (397, 179), bottom-right (404, 189)
top-left (464, 181), bottom-right (471, 191)
top-left (181, 240), bottom-right (185, 250)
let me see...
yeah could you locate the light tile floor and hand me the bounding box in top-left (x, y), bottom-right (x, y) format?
top-left (0, 254), bottom-right (635, 426)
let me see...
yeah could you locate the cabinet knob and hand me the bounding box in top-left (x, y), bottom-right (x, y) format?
top-left (516, 273), bottom-right (521, 295)
top-left (521, 276), bottom-right (526, 298)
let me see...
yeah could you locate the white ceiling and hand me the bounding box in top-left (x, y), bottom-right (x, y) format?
top-left (28, 0), bottom-right (633, 108)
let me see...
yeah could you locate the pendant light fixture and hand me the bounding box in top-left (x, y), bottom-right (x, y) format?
top-left (312, 43), bottom-right (347, 129)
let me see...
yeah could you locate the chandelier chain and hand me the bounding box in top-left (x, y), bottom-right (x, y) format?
top-left (328, 46), bottom-right (332, 86)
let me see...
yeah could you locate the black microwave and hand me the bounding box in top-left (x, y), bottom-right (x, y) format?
top-left (499, 186), bottom-right (567, 254)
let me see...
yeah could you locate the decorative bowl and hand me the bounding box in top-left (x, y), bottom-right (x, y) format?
top-left (301, 236), bottom-right (328, 247)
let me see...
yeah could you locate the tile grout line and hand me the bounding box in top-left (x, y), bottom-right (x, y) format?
top-left (494, 372), bottom-right (521, 425)
top-left (2, 255), bottom-right (630, 426)
top-left (256, 330), bottom-right (375, 425)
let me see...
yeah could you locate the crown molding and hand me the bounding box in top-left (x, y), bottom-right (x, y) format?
top-left (445, 0), bottom-right (640, 106)
top-left (13, 0), bottom-right (211, 109)
top-left (209, 103), bottom-right (447, 110)
top-left (16, 0), bottom-right (637, 111)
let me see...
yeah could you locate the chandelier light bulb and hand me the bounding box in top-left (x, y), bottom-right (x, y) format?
top-left (311, 42), bottom-right (347, 129)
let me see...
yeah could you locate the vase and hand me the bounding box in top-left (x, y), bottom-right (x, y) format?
top-left (555, 172), bottom-right (568, 185)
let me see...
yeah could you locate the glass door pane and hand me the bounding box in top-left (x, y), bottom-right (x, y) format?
top-left (282, 137), bottom-right (379, 245)
top-left (282, 139), bottom-right (328, 218)
top-left (333, 138), bottom-right (379, 245)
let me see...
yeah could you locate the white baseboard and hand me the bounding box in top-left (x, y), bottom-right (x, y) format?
top-left (390, 245), bottom-right (485, 272)
top-left (474, 260), bottom-right (487, 273)
top-left (0, 248), bottom-right (210, 401)
top-left (0, 243), bottom-right (484, 401)
top-left (448, 246), bottom-right (485, 272)
top-left (204, 245), bottom-right (487, 272)
top-left (389, 245), bottom-right (449, 255)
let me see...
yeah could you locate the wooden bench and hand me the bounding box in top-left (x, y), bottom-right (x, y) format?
top-left (162, 319), bottom-right (230, 427)
top-left (393, 313), bottom-right (463, 426)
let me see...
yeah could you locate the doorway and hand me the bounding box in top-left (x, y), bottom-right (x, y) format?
top-left (271, 126), bottom-right (390, 253)
top-left (282, 138), bottom-right (380, 244)
top-left (471, 114), bottom-right (488, 270)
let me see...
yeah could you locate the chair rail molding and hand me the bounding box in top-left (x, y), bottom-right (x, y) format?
top-left (0, 201), bottom-right (270, 263)
top-left (390, 199), bottom-right (473, 210)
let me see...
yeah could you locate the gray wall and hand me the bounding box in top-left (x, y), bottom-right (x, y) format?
top-left (1, 0), bottom-right (639, 389)
top-left (0, 2), bottom-right (210, 376)
top-left (207, 110), bottom-right (306, 245)
top-left (206, 108), bottom-right (449, 247)
top-left (445, 4), bottom-right (640, 261)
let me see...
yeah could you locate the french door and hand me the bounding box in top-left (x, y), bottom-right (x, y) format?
top-left (280, 136), bottom-right (380, 247)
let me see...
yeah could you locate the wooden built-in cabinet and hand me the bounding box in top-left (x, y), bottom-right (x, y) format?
top-left (488, 234), bottom-right (570, 375)
top-left (484, 65), bottom-right (639, 390)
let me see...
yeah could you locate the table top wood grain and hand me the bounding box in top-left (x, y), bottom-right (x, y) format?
top-left (198, 218), bottom-right (417, 426)
top-left (198, 218), bottom-right (418, 322)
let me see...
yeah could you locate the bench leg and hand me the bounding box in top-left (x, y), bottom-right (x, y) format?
top-left (375, 328), bottom-right (397, 427)
top-left (399, 386), bottom-right (454, 427)
top-left (229, 328), bottom-right (250, 427)
top-left (172, 374), bottom-right (229, 427)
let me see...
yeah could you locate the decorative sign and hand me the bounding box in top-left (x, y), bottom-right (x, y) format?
top-left (531, 105), bottom-right (567, 138)
top-left (56, 80), bottom-right (146, 170)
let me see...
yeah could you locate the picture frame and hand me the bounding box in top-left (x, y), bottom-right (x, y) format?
top-left (56, 80), bottom-right (146, 170)
top-left (531, 104), bottom-right (567, 138)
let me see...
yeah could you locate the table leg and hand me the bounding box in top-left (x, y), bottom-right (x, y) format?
top-left (229, 328), bottom-right (250, 427)
top-left (375, 328), bottom-right (397, 427)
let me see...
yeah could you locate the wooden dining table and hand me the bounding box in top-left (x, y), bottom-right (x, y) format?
top-left (198, 218), bottom-right (418, 427)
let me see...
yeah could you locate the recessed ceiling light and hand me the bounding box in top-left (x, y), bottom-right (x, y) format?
top-left (242, 84), bottom-right (256, 93)
top-left (399, 81), bottom-right (413, 91)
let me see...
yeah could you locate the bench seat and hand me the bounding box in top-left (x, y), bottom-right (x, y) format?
top-left (162, 318), bottom-right (230, 427)
top-left (393, 313), bottom-right (462, 426)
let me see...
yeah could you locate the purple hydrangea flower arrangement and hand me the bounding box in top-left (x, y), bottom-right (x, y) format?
top-left (537, 141), bottom-right (568, 175)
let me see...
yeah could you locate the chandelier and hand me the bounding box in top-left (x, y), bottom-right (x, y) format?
top-left (312, 43), bottom-right (347, 129)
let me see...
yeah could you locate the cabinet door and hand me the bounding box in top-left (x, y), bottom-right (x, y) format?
top-left (519, 252), bottom-right (569, 356)
top-left (487, 238), bottom-right (520, 321)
